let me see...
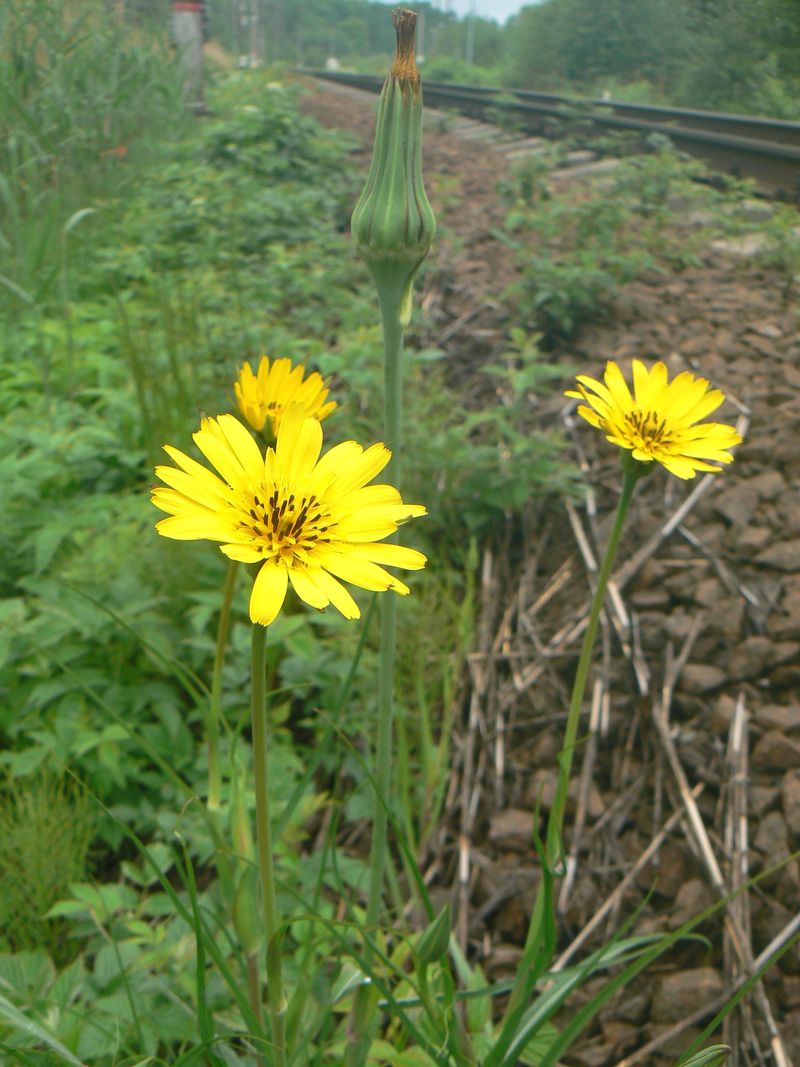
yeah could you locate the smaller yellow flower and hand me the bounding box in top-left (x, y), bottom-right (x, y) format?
top-left (235, 355), bottom-right (336, 436)
top-left (566, 360), bottom-right (742, 480)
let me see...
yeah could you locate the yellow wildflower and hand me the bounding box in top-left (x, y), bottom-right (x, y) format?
top-left (152, 405), bottom-right (426, 625)
top-left (566, 360), bottom-right (742, 479)
top-left (234, 355), bottom-right (336, 436)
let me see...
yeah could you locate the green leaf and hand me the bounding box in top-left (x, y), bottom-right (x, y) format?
top-left (0, 992), bottom-right (84, 1066)
top-left (678, 1047), bottom-right (731, 1067)
top-left (517, 1021), bottom-right (559, 1066)
top-left (465, 964), bottom-right (492, 1035)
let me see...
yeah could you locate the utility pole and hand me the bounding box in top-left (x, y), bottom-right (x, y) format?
top-left (171, 1), bottom-right (205, 112)
top-left (250, 0), bottom-right (258, 66)
top-left (465, 0), bottom-right (476, 65)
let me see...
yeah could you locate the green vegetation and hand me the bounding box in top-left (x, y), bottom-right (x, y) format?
top-left (203, 0), bottom-right (800, 119)
top-left (505, 0), bottom-right (800, 116)
top-left (0, 3), bottom-right (575, 1061)
top-left (498, 148), bottom-right (710, 342)
top-left (3, 2), bottom-right (794, 1063)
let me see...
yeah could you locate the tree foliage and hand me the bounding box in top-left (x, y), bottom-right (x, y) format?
top-left (195, 0), bottom-right (800, 116)
top-left (205, 0), bottom-right (504, 71)
top-left (507, 0), bottom-right (800, 114)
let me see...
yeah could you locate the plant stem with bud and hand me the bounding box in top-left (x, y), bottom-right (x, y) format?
top-left (346, 10), bottom-right (435, 1065)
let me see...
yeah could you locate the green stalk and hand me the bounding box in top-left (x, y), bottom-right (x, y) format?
top-left (347, 11), bottom-right (435, 1062)
top-left (487, 462), bottom-right (639, 1067)
top-left (345, 276), bottom-right (405, 1067)
top-left (208, 559), bottom-right (238, 811)
top-left (246, 953), bottom-right (263, 1030)
top-left (543, 464), bottom-right (637, 872)
top-left (250, 624), bottom-right (287, 1067)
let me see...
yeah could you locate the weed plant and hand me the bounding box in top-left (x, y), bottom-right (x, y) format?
top-left (0, 0), bottom-right (185, 314)
top-left (499, 147), bottom-right (751, 342)
top-left (0, 771), bottom-right (92, 958)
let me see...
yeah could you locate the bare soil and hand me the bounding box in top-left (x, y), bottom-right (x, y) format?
top-left (299, 78), bottom-right (800, 1066)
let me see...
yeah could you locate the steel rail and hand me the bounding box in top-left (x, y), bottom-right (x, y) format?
top-left (305, 71), bottom-right (800, 199)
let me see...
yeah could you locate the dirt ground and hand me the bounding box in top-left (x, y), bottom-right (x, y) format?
top-left (298, 78), bottom-right (800, 1066)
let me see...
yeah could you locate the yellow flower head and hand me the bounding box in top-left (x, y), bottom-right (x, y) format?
top-left (152, 405), bottom-right (426, 626)
top-left (234, 355), bottom-right (336, 436)
top-left (566, 360), bottom-right (742, 480)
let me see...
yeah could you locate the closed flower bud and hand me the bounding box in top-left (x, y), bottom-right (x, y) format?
top-left (414, 903), bottom-right (451, 965)
top-left (351, 8), bottom-right (436, 326)
top-left (230, 757), bottom-right (255, 862)
top-left (232, 864), bottom-right (263, 957)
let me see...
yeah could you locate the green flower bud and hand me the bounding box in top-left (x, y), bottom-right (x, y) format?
top-left (351, 8), bottom-right (436, 327)
top-left (414, 903), bottom-right (451, 965)
top-left (230, 756), bottom-right (254, 863)
top-left (232, 864), bottom-right (263, 957)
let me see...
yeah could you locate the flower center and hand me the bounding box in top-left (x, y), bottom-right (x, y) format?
top-left (623, 408), bottom-right (672, 449)
top-left (240, 488), bottom-right (331, 561)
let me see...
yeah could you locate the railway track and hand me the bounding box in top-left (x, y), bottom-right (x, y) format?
top-left (307, 71), bottom-right (800, 200)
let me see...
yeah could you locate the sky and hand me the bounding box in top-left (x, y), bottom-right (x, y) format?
top-left (439, 0), bottom-right (535, 22)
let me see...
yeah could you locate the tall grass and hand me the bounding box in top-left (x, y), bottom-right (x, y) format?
top-left (0, 0), bottom-right (185, 313)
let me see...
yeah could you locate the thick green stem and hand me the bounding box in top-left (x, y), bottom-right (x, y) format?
top-left (246, 952), bottom-right (263, 1030)
top-left (208, 560), bottom-right (238, 811)
top-left (250, 624), bottom-right (287, 1067)
top-left (487, 465), bottom-right (639, 1067)
top-left (345, 277), bottom-right (405, 1067)
top-left (368, 277), bottom-right (404, 926)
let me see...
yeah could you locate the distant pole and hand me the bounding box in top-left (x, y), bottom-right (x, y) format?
top-left (171, 1), bottom-right (205, 112)
top-left (250, 0), bottom-right (258, 66)
top-left (465, 0), bottom-right (476, 65)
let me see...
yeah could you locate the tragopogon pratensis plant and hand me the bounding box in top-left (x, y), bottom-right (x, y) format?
top-left (485, 360), bottom-right (742, 1067)
top-left (346, 10), bottom-right (436, 1065)
top-left (153, 404), bottom-right (426, 1065)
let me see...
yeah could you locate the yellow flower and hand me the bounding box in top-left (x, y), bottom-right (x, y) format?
top-left (234, 355), bottom-right (336, 436)
top-left (152, 405), bottom-right (426, 626)
top-left (566, 359), bottom-right (742, 480)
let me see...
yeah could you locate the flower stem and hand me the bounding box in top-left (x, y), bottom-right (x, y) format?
top-left (543, 465), bottom-right (637, 871)
top-left (250, 624), bottom-right (286, 1067)
top-left (489, 465), bottom-right (638, 1063)
top-left (208, 560), bottom-right (238, 811)
top-left (246, 952), bottom-right (263, 1029)
top-left (345, 278), bottom-right (405, 1067)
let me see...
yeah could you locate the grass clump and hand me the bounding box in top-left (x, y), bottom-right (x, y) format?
top-left (0, 770), bottom-right (93, 959)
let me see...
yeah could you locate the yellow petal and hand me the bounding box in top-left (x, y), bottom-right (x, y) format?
top-left (154, 465), bottom-right (229, 510)
top-left (603, 361), bottom-right (634, 412)
top-left (320, 553), bottom-right (410, 594)
top-left (346, 542), bottom-right (427, 570)
top-left (288, 565), bottom-right (330, 610)
top-left (276, 404), bottom-right (323, 484)
top-left (215, 415), bottom-right (265, 483)
top-left (194, 424), bottom-right (249, 490)
top-left (250, 559), bottom-right (289, 626)
top-left (328, 442), bottom-right (391, 496)
top-left (221, 543), bottom-right (263, 563)
top-left (155, 514), bottom-right (233, 541)
top-left (313, 568), bottom-right (361, 619)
